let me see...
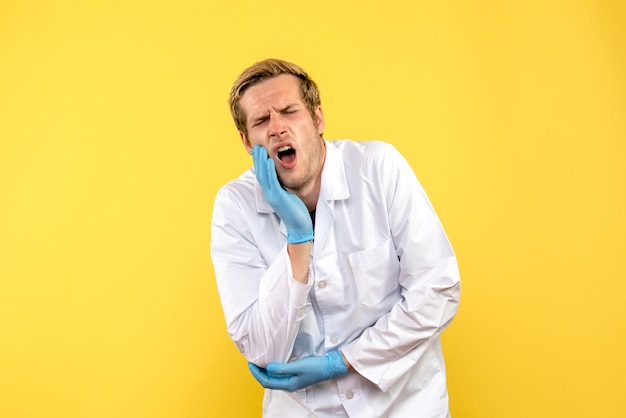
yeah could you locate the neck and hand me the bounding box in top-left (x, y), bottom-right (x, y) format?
top-left (294, 141), bottom-right (325, 211)
top-left (295, 179), bottom-right (321, 212)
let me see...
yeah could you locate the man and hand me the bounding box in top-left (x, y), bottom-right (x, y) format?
top-left (211, 58), bottom-right (460, 417)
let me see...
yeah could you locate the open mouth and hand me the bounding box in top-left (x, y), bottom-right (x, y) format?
top-left (277, 145), bottom-right (296, 165)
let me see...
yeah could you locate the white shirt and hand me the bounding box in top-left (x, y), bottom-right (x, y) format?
top-left (211, 140), bottom-right (461, 417)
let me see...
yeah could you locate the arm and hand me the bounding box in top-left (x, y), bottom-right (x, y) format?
top-left (287, 241), bottom-right (312, 284)
top-left (211, 145), bottom-right (316, 367)
top-left (340, 144), bottom-right (461, 392)
top-left (253, 144), bottom-right (314, 285)
top-left (211, 192), bottom-right (313, 366)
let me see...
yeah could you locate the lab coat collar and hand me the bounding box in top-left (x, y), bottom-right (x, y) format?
top-left (319, 139), bottom-right (350, 202)
top-left (254, 139), bottom-right (350, 214)
top-left (255, 182), bottom-right (274, 214)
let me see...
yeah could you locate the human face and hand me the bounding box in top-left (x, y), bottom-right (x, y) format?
top-left (239, 74), bottom-right (325, 196)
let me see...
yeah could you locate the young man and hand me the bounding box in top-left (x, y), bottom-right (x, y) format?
top-left (211, 58), bottom-right (461, 417)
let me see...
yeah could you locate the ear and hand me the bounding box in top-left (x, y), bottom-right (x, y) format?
top-left (315, 106), bottom-right (325, 135)
top-left (240, 131), bottom-right (253, 155)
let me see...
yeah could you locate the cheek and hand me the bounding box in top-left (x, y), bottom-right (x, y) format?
top-left (297, 119), bottom-right (318, 136)
top-left (246, 135), bottom-right (270, 152)
top-left (241, 134), bottom-right (253, 154)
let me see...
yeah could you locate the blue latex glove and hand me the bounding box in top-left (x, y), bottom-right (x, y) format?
top-left (248, 350), bottom-right (349, 392)
top-left (252, 144), bottom-right (314, 244)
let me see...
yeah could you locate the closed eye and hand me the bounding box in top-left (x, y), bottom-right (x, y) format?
top-left (252, 117), bottom-right (268, 127)
top-left (280, 104), bottom-right (301, 115)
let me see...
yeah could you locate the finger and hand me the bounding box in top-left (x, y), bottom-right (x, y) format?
top-left (252, 144), bottom-right (264, 172)
top-left (248, 363), bottom-right (271, 386)
top-left (253, 145), bottom-right (270, 190)
top-left (249, 363), bottom-right (295, 390)
top-left (266, 361), bottom-right (302, 375)
top-left (265, 156), bottom-right (280, 193)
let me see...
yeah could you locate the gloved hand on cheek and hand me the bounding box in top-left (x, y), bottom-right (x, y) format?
top-left (252, 144), bottom-right (314, 244)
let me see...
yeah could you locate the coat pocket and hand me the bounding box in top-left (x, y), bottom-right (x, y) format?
top-left (347, 238), bottom-right (400, 305)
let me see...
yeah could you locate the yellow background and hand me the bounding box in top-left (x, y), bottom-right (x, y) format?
top-left (1, 0), bottom-right (624, 417)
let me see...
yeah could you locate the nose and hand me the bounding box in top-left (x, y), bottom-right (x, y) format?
top-left (268, 113), bottom-right (287, 139)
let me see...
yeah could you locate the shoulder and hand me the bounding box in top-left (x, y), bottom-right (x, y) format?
top-left (214, 168), bottom-right (256, 205)
top-left (329, 139), bottom-right (396, 154)
top-left (328, 139), bottom-right (407, 169)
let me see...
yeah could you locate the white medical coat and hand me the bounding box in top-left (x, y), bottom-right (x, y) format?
top-left (211, 140), bottom-right (460, 417)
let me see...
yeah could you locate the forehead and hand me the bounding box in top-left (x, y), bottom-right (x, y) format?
top-left (239, 74), bottom-right (303, 117)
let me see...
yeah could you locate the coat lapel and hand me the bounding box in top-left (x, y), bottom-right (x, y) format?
top-left (313, 141), bottom-right (349, 254)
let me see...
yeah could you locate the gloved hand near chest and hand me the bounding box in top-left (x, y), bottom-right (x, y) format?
top-left (248, 350), bottom-right (349, 392)
top-left (253, 144), bottom-right (314, 244)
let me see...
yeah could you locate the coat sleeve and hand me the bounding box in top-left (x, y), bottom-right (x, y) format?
top-left (340, 144), bottom-right (461, 392)
top-left (211, 183), bottom-right (314, 367)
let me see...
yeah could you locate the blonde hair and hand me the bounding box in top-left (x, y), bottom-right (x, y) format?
top-left (229, 59), bottom-right (321, 137)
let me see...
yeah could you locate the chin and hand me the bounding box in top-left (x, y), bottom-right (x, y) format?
top-left (279, 178), bottom-right (300, 192)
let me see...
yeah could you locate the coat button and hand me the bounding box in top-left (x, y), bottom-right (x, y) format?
top-left (346, 390), bottom-right (354, 400)
top-left (317, 280), bottom-right (327, 289)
